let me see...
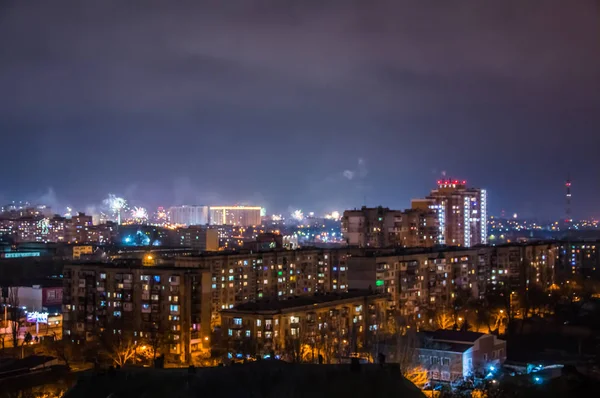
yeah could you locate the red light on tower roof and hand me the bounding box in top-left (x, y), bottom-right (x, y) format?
top-left (462, 180), bottom-right (466, 184)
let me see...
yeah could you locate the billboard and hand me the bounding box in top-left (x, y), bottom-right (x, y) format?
top-left (26, 312), bottom-right (48, 324)
top-left (42, 287), bottom-right (63, 307)
top-left (73, 245), bottom-right (93, 259)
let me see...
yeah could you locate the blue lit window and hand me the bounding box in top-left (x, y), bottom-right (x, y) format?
top-left (113, 311), bottom-right (122, 317)
top-left (153, 276), bottom-right (161, 283)
top-left (170, 305), bottom-right (179, 312)
top-left (233, 318), bottom-right (242, 326)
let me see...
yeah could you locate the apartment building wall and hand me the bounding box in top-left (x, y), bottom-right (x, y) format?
top-left (342, 207), bottom-right (439, 248)
top-left (413, 180), bottom-right (487, 247)
top-left (62, 264), bottom-right (212, 363)
top-left (416, 348), bottom-right (466, 382)
top-left (416, 332), bottom-right (506, 382)
top-left (174, 249), bottom-right (349, 327)
top-left (176, 226), bottom-right (219, 251)
top-left (347, 243), bottom-right (566, 327)
top-left (556, 242), bottom-right (600, 279)
top-left (220, 293), bottom-right (390, 357)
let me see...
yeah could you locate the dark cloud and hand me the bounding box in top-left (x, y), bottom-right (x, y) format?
top-left (1, 0), bottom-right (599, 218)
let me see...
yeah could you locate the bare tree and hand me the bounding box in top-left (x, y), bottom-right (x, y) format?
top-left (99, 330), bottom-right (138, 367)
top-left (144, 324), bottom-right (170, 363)
top-left (36, 333), bottom-right (78, 369)
top-left (434, 309), bottom-right (454, 330)
top-left (283, 333), bottom-right (305, 363)
top-left (396, 328), bottom-right (428, 388)
top-left (8, 287), bottom-right (24, 348)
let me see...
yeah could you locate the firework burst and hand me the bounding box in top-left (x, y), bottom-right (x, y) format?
top-left (103, 194), bottom-right (127, 224)
top-left (131, 206), bottom-right (148, 222)
top-left (292, 209), bottom-right (304, 221)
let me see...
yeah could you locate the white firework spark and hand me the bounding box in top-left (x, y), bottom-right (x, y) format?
top-left (103, 194), bottom-right (127, 224)
top-left (292, 209), bottom-right (304, 221)
top-left (325, 211), bottom-right (341, 221)
top-left (131, 206), bottom-right (148, 221)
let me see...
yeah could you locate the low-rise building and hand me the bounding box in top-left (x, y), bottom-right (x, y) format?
top-left (415, 330), bottom-right (507, 382)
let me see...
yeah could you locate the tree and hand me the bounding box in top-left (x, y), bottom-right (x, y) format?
top-left (453, 288), bottom-right (473, 318)
top-left (7, 287), bottom-right (24, 348)
top-left (316, 318), bottom-right (342, 364)
top-left (144, 324), bottom-right (170, 363)
top-left (37, 334), bottom-right (78, 369)
top-left (525, 284), bottom-right (548, 317)
top-left (395, 328), bottom-right (429, 389)
top-left (283, 333), bottom-right (305, 363)
top-left (469, 299), bottom-right (492, 333)
top-left (99, 331), bottom-right (138, 367)
top-left (405, 366), bottom-right (429, 389)
top-left (434, 309), bottom-right (454, 330)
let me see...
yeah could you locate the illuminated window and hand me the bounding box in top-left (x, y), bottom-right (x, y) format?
top-left (233, 318), bottom-right (242, 326)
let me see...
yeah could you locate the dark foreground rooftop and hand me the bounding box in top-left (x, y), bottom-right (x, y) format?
top-left (64, 361), bottom-right (424, 398)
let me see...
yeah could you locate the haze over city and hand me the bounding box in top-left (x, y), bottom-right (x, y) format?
top-left (1, 0), bottom-right (600, 219)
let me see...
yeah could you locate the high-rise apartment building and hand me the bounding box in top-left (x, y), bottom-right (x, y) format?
top-left (341, 206), bottom-right (439, 248)
top-left (346, 242), bottom-right (561, 328)
top-left (67, 213), bottom-right (94, 243)
top-left (62, 264), bottom-right (212, 363)
top-left (62, 247), bottom-right (350, 362)
top-left (174, 248), bottom-right (349, 327)
top-left (168, 205), bottom-right (209, 226)
top-left (413, 179), bottom-right (487, 247)
top-left (209, 206), bottom-right (261, 227)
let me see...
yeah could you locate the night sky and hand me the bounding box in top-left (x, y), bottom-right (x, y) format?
top-left (1, 0), bottom-right (599, 219)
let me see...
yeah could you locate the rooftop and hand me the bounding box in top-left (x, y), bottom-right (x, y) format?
top-left (64, 362), bottom-right (425, 398)
top-left (419, 341), bottom-right (474, 353)
top-left (430, 330), bottom-right (485, 343)
top-left (222, 290), bottom-right (386, 313)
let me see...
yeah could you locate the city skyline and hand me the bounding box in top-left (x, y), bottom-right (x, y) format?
top-left (0, 177), bottom-right (593, 224)
top-left (2, 1), bottom-right (599, 219)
